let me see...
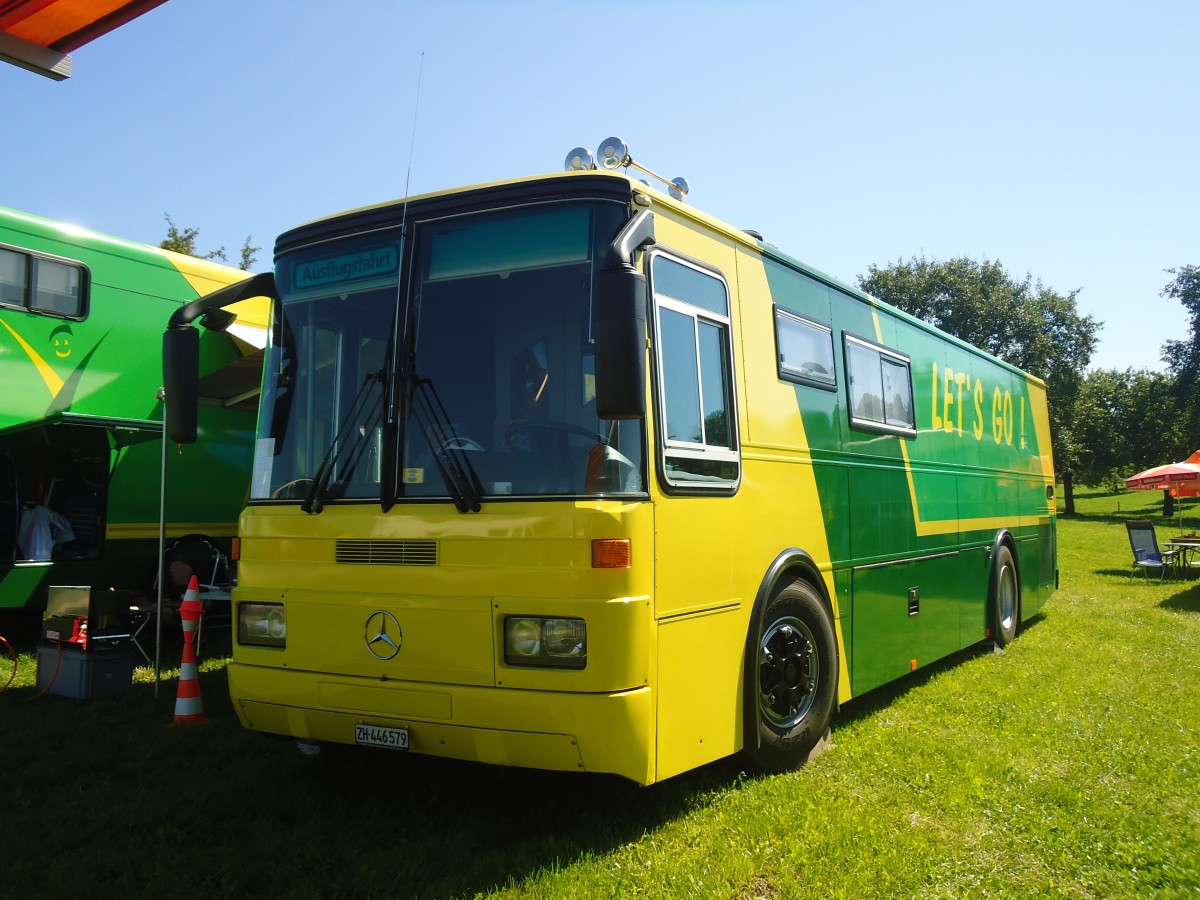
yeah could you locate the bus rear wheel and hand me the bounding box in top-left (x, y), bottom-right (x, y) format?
top-left (990, 543), bottom-right (1020, 647)
top-left (744, 579), bottom-right (837, 772)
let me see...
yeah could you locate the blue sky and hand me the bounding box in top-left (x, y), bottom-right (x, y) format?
top-left (4, 0), bottom-right (1196, 372)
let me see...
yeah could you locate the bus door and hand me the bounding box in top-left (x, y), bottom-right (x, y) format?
top-left (646, 249), bottom-right (743, 778)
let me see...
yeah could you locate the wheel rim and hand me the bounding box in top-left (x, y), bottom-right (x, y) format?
top-left (758, 615), bottom-right (819, 729)
top-left (998, 561), bottom-right (1016, 633)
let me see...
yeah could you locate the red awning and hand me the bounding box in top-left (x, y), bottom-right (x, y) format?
top-left (0, 0), bottom-right (166, 79)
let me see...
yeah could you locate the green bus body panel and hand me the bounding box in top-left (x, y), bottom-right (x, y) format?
top-left (0, 207), bottom-right (242, 428)
top-left (761, 247), bottom-right (1055, 696)
top-left (0, 206), bottom-right (258, 609)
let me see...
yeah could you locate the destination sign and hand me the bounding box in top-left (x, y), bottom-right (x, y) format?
top-left (292, 245), bottom-right (399, 290)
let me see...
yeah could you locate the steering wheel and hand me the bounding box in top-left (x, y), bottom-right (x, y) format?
top-left (438, 436), bottom-right (485, 453)
top-left (503, 420), bottom-right (605, 450)
top-left (272, 477), bottom-right (314, 500)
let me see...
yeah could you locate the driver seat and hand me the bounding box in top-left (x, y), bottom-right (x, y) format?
top-left (585, 443), bottom-right (640, 493)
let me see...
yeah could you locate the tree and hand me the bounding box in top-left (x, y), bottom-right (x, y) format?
top-left (1073, 368), bottom-right (1185, 489)
top-left (160, 213), bottom-right (258, 271)
top-left (858, 256), bottom-right (1100, 513)
top-left (1161, 265), bottom-right (1200, 450)
top-left (238, 236), bottom-right (261, 272)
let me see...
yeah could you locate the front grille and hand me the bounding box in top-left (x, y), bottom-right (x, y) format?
top-left (335, 539), bottom-right (438, 566)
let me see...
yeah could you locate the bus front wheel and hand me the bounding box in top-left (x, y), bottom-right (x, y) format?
top-left (744, 579), bottom-right (837, 772)
top-left (989, 543), bottom-right (1020, 647)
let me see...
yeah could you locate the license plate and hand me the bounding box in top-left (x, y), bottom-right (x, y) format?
top-left (355, 723), bottom-right (410, 750)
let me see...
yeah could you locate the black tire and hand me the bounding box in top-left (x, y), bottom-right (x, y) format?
top-left (744, 579), bottom-right (838, 772)
top-left (989, 543), bottom-right (1020, 647)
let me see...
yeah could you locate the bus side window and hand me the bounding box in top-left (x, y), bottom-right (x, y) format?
top-left (651, 254), bottom-right (740, 489)
top-left (774, 307), bottom-right (835, 390)
top-left (844, 333), bottom-right (915, 436)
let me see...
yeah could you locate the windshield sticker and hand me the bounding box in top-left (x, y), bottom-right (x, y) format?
top-left (253, 439), bottom-right (275, 497)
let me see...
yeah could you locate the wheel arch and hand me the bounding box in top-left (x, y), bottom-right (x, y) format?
top-left (743, 548), bottom-right (838, 755)
top-left (990, 527), bottom-right (1016, 561)
top-left (990, 528), bottom-right (1022, 602)
top-left (989, 528), bottom-right (1023, 644)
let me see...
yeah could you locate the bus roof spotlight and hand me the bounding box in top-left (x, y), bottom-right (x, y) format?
top-left (596, 137), bottom-right (630, 170)
top-left (564, 147), bottom-right (594, 171)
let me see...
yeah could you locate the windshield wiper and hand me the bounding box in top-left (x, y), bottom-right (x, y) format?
top-left (302, 369), bottom-right (385, 514)
top-left (411, 376), bottom-right (482, 513)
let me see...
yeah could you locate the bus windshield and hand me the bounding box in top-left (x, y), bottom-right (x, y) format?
top-left (253, 200), bottom-right (645, 504)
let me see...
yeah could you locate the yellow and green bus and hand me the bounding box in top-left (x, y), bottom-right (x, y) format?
top-left (166, 141), bottom-right (1057, 785)
top-left (0, 206), bottom-right (264, 613)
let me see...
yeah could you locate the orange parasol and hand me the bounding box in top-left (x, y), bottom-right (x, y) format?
top-left (1125, 452), bottom-right (1200, 531)
top-left (1125, 456), bottom-right (1200, 495)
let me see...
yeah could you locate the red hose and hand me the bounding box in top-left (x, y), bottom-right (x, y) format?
top-left (0, 634), bottom-right (16, 694)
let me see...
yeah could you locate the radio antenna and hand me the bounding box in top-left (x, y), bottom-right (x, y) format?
top-left (401, 51), bottom-right (425, 229)
top-left (387, 52), bottom-right (426, 470)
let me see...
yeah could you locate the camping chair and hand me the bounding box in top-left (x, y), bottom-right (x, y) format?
top-left (165, 534), bottom-right (232, 592)
top-left (162, 534), bottom-right (234, 648)
top-left (1126, 520), bottom-right (1180, 582)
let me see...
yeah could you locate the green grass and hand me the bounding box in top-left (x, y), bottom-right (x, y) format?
top-left (2, 493), bottom-right (1198, 898)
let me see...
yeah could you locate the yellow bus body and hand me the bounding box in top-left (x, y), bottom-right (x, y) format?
top-left (221, 170), bottom-right (1056, 785)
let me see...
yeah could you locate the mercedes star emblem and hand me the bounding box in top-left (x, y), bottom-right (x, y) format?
top-left (363, 610), bottom-right (402, 660)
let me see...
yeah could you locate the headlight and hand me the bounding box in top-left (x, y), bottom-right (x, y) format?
top-left (238, 602), bottom-right (286, 647)
top-left (504, 616), bottom-right (586, 669)
top-left (507, 618), bottom-right (542, 656)
top-left (542, 618), bottom-right (586, 657)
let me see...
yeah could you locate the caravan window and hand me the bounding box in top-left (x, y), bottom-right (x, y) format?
top-left (0, 243), bottom-right (88, 319)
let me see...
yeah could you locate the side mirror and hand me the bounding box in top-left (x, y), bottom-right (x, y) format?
top-left (160, 271), bottom-right (278, 445)
top-left (594, 264), bottom-right (647, 420)
top-left (162, 325), bottom-right (199, 444)
top-left (593, 209), bottom-right (655, 420)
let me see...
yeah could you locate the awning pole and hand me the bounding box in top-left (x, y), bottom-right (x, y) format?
top-left (155, 387), bottom-right (167, 697)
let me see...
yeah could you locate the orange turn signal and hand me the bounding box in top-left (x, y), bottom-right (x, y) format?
top-left (592, 539), bottom-right (631, 569)
top-left (230, 537), bottom-right (241, 561)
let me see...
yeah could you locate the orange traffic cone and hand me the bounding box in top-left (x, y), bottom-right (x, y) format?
top-left (171, 575), bottom-right (207, 725)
